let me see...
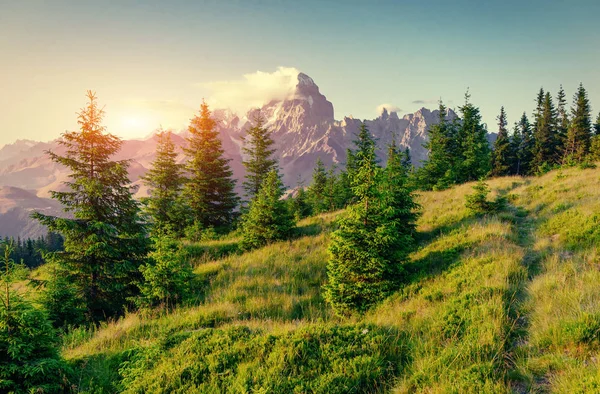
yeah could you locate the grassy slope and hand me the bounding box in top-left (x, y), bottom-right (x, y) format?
top-left (60, 166), bottom-right (600, 393)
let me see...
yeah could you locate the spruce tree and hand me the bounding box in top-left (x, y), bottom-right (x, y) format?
top-left (242, 114), bottom-right (278, 201)
top-left (513, 112), bottom-right (534, 175)
top-left (137, 234), bottom-right (193, 310)
top-left (240, 170), bottom-right (296, 251)
top-left (325, 166), bottom-right (339, 212)
top-left (141, 129), bottom-right (186, 235)
top-left (564, 83), bottom-right (593, 163)
top-left (183, 101), bottom-right (238, 228)
top-left (0, 242), bottom-right (70, 392)
top-left (383, 141), bottom-right (420, 238)
top-left (308, 158), bottom-right (328, 214)
top-left (556, 85), bottom-right (569, 156)
top-left (324, 123), bottom-right (411, 316)
top-left (38, 261), bottom-right (85, 329)
top-left (417, 101), bottom-right (455, 190)
top-left (33, 91), bottom-right (148, 321)
top-left (401, 146), bottom-right (412, 170)
top-left (532, 92), bottom-right (559, 171)
top-left (289, 179), bottom-right (312, 221)
top-left (491, 107), bottom-right (512, 177)
top-left (595, 112), bottom-right (600, 136)
top-left (457, 91), bottom-right (491, 182)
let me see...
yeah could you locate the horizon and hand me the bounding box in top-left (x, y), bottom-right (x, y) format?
top-left (2, 0), bottom-right (599, 145)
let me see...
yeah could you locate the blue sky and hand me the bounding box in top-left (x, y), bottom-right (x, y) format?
top-left (1, 0), bottom-right (599, 144)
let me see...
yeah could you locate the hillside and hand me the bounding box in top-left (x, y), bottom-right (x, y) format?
top-left (39, 165), bottom-right (600, 393)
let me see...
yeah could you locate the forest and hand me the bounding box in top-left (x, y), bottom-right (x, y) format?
top-left (2, 83), bottom-right (600, 393)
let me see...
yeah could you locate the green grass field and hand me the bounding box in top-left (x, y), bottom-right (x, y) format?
top-left (45, 166), bottom-right (600, 393)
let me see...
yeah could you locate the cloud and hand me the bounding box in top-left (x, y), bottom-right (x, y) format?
top-left (199, 67), bottom-right (300, 115)
top-left (376, 103), bottom-right (402, 115)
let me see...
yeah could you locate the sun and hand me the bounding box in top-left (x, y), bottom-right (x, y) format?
top-left (116, 114), bottom-right (154, 138)
top-left (122, 115), bottom-right (148, 130)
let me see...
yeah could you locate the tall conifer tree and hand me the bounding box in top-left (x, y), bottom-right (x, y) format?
top-left (308, 158), bottom-right (328, 214)
top-left (595, 112), bottom-right (600, 136)
top-left (383, 141), bottom-right (419, 238)
top-left (556, 85), bottom-right (569, 156)
top-left (417, 101), bottom-right (455, 189)
top-left (183, 101), bottom-right (238, 228)
top-left (532, 92), bottom-right (558, 170)
top-left (324, 123), bottom-right (412, 316)
top-left (141, 130), bottom-right (186, 235)
top-left (516, 113), bottom-right (534, 175)
top-left (457, 91), bottom-right (491, 182)
top-left (491, 107), bottom-right (511, 177)
top-left (240, 170), bottom-right (295, 251)
top-left (33, 91), bottom-right (148, 320)
top-left (242, 114), bottom-right (278, 201)
top-left (564, 83), bottom-right (593, 163)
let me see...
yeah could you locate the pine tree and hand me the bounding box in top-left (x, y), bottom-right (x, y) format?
top-left (141, 129), bottom-right (186, 235)
top-left (308, 158), bottom-right (329, 214)
top-left (457, 91), bottom-right (491, 182)
top-left (416, 101), bottom-right (455, 190)
top-left (33, 91), bottom-right (149, 321)
top-left (532, 92), bottom-right (559, 171)
top-left (491, 106), bottom-right (512, 177)
top-left (595, 112), bottom-right (600, 136)
top-left (564, 83), bottom-right (593, 163)
top-left (512, 112), bottom-right (534, 175)
top-left (183, 101), bottom-right (238, 228)
top-left (37, 261), bottom-right (85, 329)
top-left (0, 242), bottom-right (70, 392)
top-left (333, 169), bottom-right (354, 209)
top-left (401, 146), bottom-right (412, 170)
top-left (325, 166), bottom-right (339, 212)
top-left (383, 141), bottom-right (420, 238)
top-left (137, 234), bottom-right (193, 310)
top-left (533, 88), bottom-right (545, 133)
top-left (289, 177), bottom-right (312, 221)
top-left (240, 170), bottom-right (296, 251)
top-left (324, 123), bottom-right (411, 316)
top-left (556, 85), bottom-right (569, 156)
top-left (242, 114), bottom-right (278, 201)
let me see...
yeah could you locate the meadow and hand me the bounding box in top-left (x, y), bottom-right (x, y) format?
top-left (34, 165), bottom-right (600, 393)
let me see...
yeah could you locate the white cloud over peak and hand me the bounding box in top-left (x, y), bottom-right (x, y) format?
top-left (375, 103), bottom-right (402, 115)
top-left (199, 67), bottom-right (300, 115)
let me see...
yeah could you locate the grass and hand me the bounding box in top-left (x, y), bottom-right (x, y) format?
top-left (27, 166), bottom-right (600, 392)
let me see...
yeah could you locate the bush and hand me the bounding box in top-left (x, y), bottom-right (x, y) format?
top-left (465, 179), bottom-right (506, 215)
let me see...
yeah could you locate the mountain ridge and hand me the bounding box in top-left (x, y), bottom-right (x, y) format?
top-left (0, 72), bottom-right (494, 238)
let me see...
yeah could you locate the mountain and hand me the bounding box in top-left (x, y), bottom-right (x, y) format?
top-left (0, 72), bottom-right (490, 238)
top-left (213, 72), bottom-right (459, 185)
top-left (0, 186), bottom-right (63, 239)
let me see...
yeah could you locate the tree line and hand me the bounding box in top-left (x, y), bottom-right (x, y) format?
top-left (0, 233), bottom-right (63, 268)
top-left (417, 84), bottom-right (600, 191)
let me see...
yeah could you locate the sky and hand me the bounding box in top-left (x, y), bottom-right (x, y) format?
top-left (1, 0), bottom-right (599, 146)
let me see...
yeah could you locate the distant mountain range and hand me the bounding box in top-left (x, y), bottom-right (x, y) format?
top-left (0, 72), bottom-right (495, 239)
